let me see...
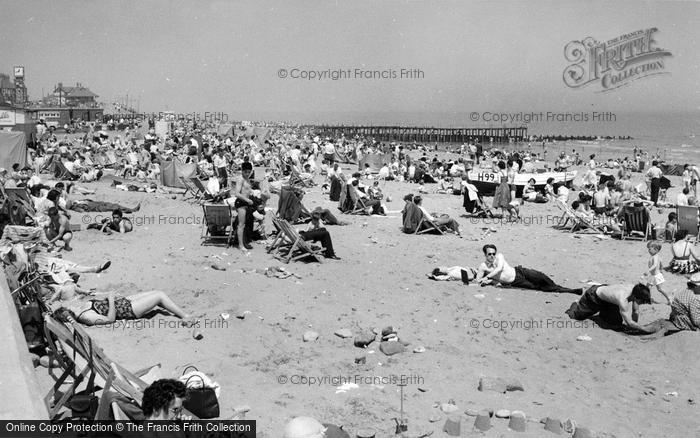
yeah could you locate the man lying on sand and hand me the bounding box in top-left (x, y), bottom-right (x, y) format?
top-left (565, 283), bottom-right (657, 332)
top-left (476, 244), bottom-right (581, 294)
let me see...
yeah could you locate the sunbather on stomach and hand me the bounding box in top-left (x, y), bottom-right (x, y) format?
top-left (52, 290), bottom-right (193, 326)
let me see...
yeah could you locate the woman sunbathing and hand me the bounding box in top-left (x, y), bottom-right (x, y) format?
top-left (52, 290), bottom-right (193, 326)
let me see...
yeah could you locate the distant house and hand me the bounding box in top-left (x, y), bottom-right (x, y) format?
top-left (47, 82), bottom-right (99, 108)
top-left (0, 74), bottom-right (16, 105)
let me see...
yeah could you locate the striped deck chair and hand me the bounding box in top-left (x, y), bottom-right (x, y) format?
top-left (621, 204), bottom-right (652, 241)
top-left (676, 205), bottom-right (699, 243)
top-left (272, 217), bottom-right (324, 263)
top-left (201, 204), bottom-right (234, 247)
top-left (180, 177), bottom-right (205, 203)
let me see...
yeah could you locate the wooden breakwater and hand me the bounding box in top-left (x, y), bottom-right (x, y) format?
top-left (315, 125), bottom-right (527, 143)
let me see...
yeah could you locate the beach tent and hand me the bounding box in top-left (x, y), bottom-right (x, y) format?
top-left (359, 153), bottom-right (392, 173)
top-left (0, 131), bottom-right (27, 170)
top-left (159, 159), bottom-right (197, 188)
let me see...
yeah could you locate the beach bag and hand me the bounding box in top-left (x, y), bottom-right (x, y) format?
top-left (181, 366), bottom-right (220, 419)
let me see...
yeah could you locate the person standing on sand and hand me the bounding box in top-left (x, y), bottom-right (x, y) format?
top-left (646, 160), bottom-right (663, 206)
top-left (476, 244), bottom-right (581, 294)
top-left (565, 283), bottom-right (658, 332)
top-left (232, 162), bottom-right (255, 250)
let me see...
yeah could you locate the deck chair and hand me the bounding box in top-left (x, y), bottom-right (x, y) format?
top-left (180, 177), bottom-right (205, 203)
top-left (415, 210), bottom-right (445, 235)
top-left (621, 204), bottom-right (652, 241)
top-left (342, 183), bottom-right (370, 215)
top-left (677, 205), bottom-right (700, 243)
top-left (271, 217), bottom-right (324, 263)
top-left (190, 178), bottom-right (209, 198)
top-left (553, 199), bottom-right (579, 231)
top-left (1, 186), bottom-right (37, 226)
top-left (201, 204), bottom-right (234, 247)
top-left (53, 160), bottom-right (79, 181)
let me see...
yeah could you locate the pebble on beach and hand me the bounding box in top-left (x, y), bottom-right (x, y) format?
top-left (334, 328), bottom-right (353, 338)
top-left (303, 331), bottom-right (319, 342)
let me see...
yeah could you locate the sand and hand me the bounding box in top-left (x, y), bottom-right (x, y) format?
top-left (34, 157), bottom-right (700, 438)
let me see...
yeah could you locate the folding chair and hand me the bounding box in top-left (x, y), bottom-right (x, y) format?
top-left (415, 212), bottom-right (445, 235)
top-left (201, 204), bottom-right (234, 247)
top-left (180, 177), bottom-right (205, 203)
top-left (677, 205), bottom-right (700, 243)
top-left (3, 186), bottom-right (37, 224)
top-left (344, 184), bottom-right (370, 215)
top-left (53, 160), bottom-right (79, 181)
top-left (621, 204), bottom-right (652, 241)
top-left (271, 218), bottom-right (324, 263)
top-left (553, 199), bottom-right (579, 231)
top-left (190, 178), bottom-right (209, 198)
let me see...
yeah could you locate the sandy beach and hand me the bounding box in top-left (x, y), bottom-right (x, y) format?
top-left (31, 157), bottom-right (700, 438)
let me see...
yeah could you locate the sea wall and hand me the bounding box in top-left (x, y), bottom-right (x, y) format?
top-left (0, 269), bottom-right (48, 419)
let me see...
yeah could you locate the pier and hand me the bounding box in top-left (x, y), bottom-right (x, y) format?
top-left (315, 125), bottom-right (527, 143)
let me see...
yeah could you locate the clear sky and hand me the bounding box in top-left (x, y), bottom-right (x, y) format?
top-left (2, 0), bottom-right (698, 124)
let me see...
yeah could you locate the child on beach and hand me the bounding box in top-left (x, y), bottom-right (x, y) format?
top-left (642, 241), bottom-right (673, 305)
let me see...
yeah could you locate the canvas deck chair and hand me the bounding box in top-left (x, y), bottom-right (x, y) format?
top-left (621, 204), bottom-right (652, 241)
top-left (53, 160), bottom-right (79, 181)
top-left (180, 177), bottom-right (205, 203)
top-left (190, 177), bottom-right (208, 195)
top-left (2, 186), bottom-right (37, 225)
top-left (677, 205), bottom-right (700, 243)
top-left (43, 316), bottom-right (195, 421)
top-left (415, 211), bottom-right (445, 235)
top-left (201, 204), bottom-right (234, 247)
top-left (269, 217), bottom-right (324, 263)
top-left (553, 199), bottom-right (577, 231)
top-left (339, 183), bottom-right (369, 215)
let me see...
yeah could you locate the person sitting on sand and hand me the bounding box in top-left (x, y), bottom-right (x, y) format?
top-left (565, 283), bottom-right (657, 332)
top-left (87, 208), bottom-right (133, 234)
top-left (45, 207), bottom-right (73, 251)
top-left (52, 289), bottom-right (192, 326)
top-left (476, 244), bottom-right (581, 293)
top-left (666, 234), bottom-right (700, 275)
top-left (413, 195), bottom-right (462, 237)
top-left (641, 273), bottom-right (700, 337)
top-left (523, 178), bottom-right (547, 203)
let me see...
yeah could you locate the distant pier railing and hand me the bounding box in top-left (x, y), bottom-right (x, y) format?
top-left (315, 125), bottom-right (527, 143)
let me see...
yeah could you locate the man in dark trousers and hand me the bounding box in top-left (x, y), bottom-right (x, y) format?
top-left (646, 160), bottom-right (663, 205)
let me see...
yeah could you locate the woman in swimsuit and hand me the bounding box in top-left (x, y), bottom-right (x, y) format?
top-left (666, 235), bottom-right (700, 275)
top-left (52, 290), bottom-right (192, 326)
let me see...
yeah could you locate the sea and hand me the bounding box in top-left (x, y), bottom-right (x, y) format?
top-left (256, 110), bottom-right (700, 164)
